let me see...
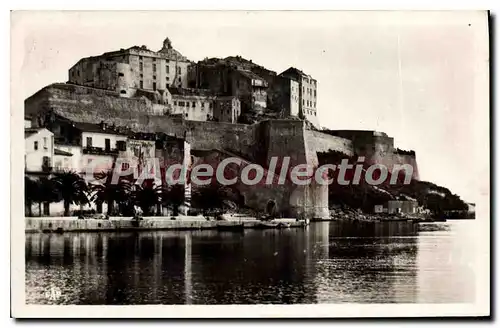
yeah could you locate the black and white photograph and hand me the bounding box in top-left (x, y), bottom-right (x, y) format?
top-left (10, 10), bottom-right (490, 318)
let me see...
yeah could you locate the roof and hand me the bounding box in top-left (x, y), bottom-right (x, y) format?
top-left (224, 56), bottom-right (277, 75)
top-left (168, 87), bottom-right (216, 98)
top-left (216, 95), bottom-right (239, 101)
top-left (198, 57), bottom-right (225, 65)
top-left (279, 67), bottom-right (315, 81)
top-left (72, 122), bottom-right (130, 135)
top-left (224, 56), bottom-right (259, 68)
top-left (54, 148), bottom-right (74, 156)
top-left (236, 69), bottom-right (266, 82)
top-left (73, 39), bottom-right (189, 69)
top-left (128, 132), bottom-right (157, 141)
top-left (24, 128), bottom-right (46, 138)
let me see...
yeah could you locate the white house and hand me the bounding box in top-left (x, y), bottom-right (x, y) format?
top-left (77, 122), bottom-right (129, 174)
top-left (53, 145), bottom-right (81, 173)
top-left (25, 128), bottom-right (54, 173)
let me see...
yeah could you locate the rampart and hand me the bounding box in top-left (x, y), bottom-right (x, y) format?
top-left (323, 129), bottom-right (419, 180)
top-left (25, 83), bottom-right (419, 217)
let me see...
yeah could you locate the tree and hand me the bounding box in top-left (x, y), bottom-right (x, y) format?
top-left (51, 171), bottom-right (89, 216)
top-left (25, 176), bottom-right (38, 217)
top-left (38, 177), bottom-right (59, 216)
top-left (162, 184), bottom-right (184, 216)
top-left (132, 181), bottom-right (162, 216)
top-left (192, 183), bottom-right (241, 215)
top-left (90, 171), bottom-right (132, 216)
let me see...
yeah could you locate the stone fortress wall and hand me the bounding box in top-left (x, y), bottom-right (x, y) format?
top-left (25, 83), bottom-right (418, 219)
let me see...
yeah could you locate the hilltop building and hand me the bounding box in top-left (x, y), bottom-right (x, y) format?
top-left (68, 37), bottom-right (191, 98)
top-left (168, 87), bottom-right (216, 121)
top-left (65, 37), bottom-right (320, 127)
top-left (213, 96), bottom-right (241, 123)
top-left (189, 57), bottom-right (268, 114)
top-left (279, 67), bottom-right (318, 127)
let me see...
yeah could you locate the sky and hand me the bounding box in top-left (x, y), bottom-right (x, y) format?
top-left (11, 11), bottom-right (489, 203)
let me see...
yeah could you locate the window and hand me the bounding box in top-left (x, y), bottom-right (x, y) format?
top-left (120, 90), bottom-right (126, 94)
top-left (139, 56), bottom-right (143, 60)
top-left (166, 76), bottom-right (170, 81)
top-left (302, 99), bottom-right (305, 105)
top-left (153, 58), bottom-right (156, 62)
top-left (166, 59), bottom-right (169, 63)
top-left (153, 82), bottom-right (156, 91)
top-left (118, 72), bottom-right (124, 77)
top-left (121, 162), bottom-right (130, 171)
top-left (105, 138), bottom-right (110, 151)
top-left (166, 83), bottom-right (170, 88)
top-left (179, 101), bottom-right (184, 107)
top-left (153, 75), bottom-right (156, 80)
top-left (34, 141), bottom-right (38, 151)
top-left (314, 90), bottom-right (317, 97)
top-left (192, 101), bottom-right (195, 108)
top-left (153, 64), bottom-right (156, 72)
top-left (86, 137), bottom-right (92, 148)
top-left (166, 66), bottom-right (169, 74)
top-left (140, 80), bottom-right (143, 89)
top-left (140, 73), bottom-right (143, 78)
top-left (77, 70), bottom-right (80, 77)
top-left (43, 137), bottom-right (47, 149)
top-left (174, 101), bottom-right (177, 106)
top-left (139, 62), bottom-right (143, 71)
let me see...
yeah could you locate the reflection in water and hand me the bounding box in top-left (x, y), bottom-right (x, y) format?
top-left (25, 221), bottom-right (475, 304)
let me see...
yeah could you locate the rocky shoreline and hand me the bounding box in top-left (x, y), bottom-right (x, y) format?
top-left (323, 207), bottom-right (441, 223)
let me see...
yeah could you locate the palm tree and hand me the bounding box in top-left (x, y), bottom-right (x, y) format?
top-left (90, 171), bottom-right (132, 216)
top-left (24, 176), bottom-right (38, 217)
top-left (38, 177), bottom-right (59, 216)
top-left (131, 181), bottom-right (161, 216)
top-left (162, 184), bottom-right (185, 216)
top-left (51, 171), bottom-right (89, 216)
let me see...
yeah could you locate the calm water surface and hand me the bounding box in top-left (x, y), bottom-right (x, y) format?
top-left (25, 220), bottom-right (476, 304)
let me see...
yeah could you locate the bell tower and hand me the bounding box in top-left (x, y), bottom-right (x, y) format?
top-left (162, 37), bottom-right (172, 51)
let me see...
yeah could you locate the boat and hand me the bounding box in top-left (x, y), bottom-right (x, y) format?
top-left (216, 221), bottom-right (245, 232)
top-left (276, 222), bottom-right (291, 229)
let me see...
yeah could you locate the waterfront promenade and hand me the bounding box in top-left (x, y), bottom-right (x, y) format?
top-left (25, 216), bottom-right (306, 233)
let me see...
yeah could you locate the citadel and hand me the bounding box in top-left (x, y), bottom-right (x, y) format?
top-left (24, 37), bottom-right (419, 219)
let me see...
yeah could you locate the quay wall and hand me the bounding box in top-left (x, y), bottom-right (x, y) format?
top-left (25, 217), bottom-right (305, 233)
